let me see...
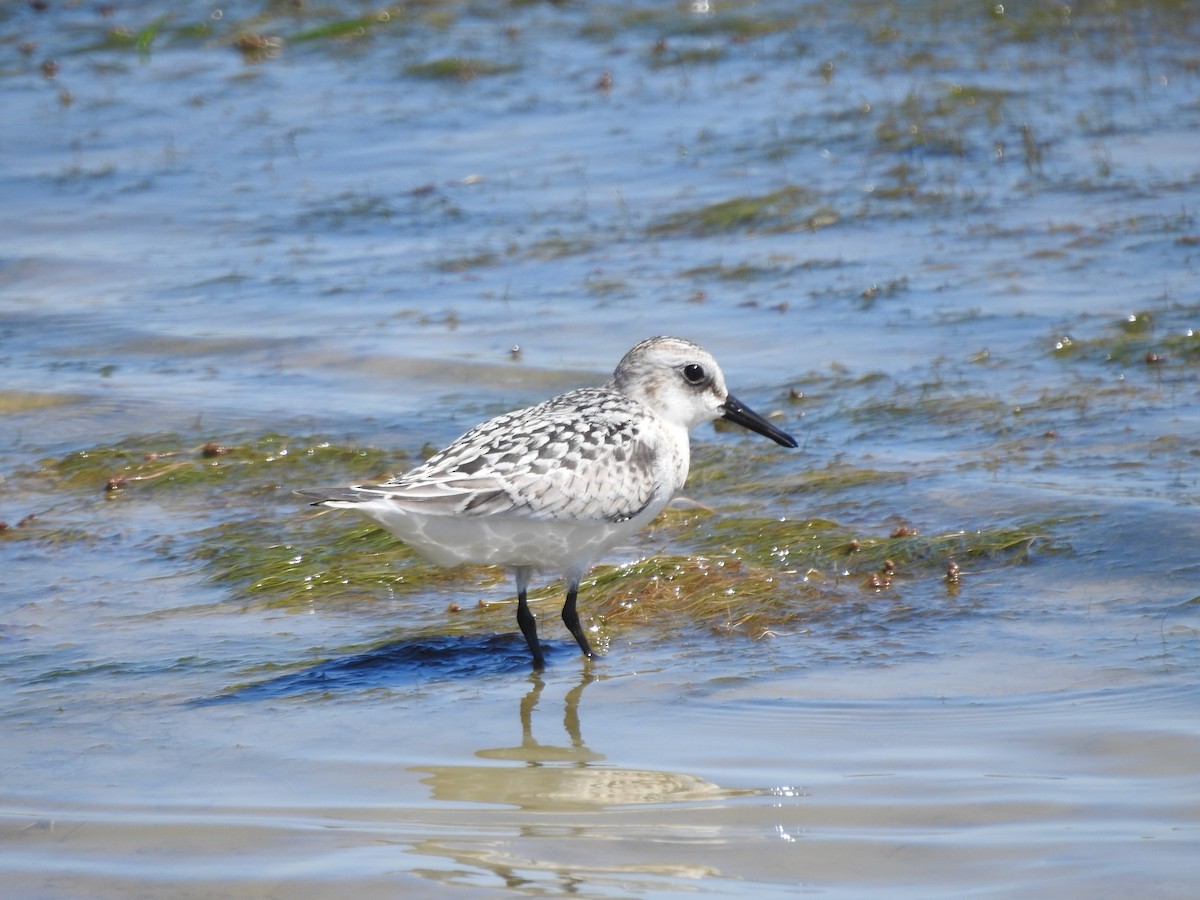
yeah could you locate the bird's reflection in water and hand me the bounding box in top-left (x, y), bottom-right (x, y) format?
top-left (472, 668), bottom-right (605, 767)
top-left (412, 669), bottom-right (737, 811)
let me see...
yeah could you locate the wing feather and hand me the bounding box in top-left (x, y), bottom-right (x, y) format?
top-left (345, 388), bottom-right (663, 522)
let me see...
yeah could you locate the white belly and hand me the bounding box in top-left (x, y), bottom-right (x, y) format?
top-left (331, 497), bottom-right (665, 573)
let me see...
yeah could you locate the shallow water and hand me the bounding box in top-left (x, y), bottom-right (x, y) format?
top-left (2, 1), bottom-right (1199, 897)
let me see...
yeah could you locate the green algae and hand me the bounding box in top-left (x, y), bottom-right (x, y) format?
top-left (1051, 309), bottom-right (1200, 367)
top-left (2, 418), bottom-right (1067, 648)
top-left (680, 260), bottom-right (799, 282)
top-left (290, 17), bottom-right (385, 43)
top-left (556, 516), bottom-right (1055, 641)
top-left (647, 187), bottom-right (837, 237)
top-left (192, 518), bottom-right (505, 610)
top-left (0, 519), bottom-right (94, 546)
top-left (18, 433), bottom-right (401, 498)
top-left (436, 250), bottom-right (503, 273)
top-left (406, 57), bottom-right (518, 81)
top-left (851, 390), bottom-right (1013, 431)
top-left (0, 391), bottom-right (87, 414)
top-left (646, 44), bottom-right (725, 69)
top-left (762, 462), bottom-right (910, 496)
top-left (86, 15), bottom-right (173, 54)
top-left (201, 510), bottom-right (1054, 644)
top-left (694, 515), bottom-right (1050, 573)
top-left (193, 466), bottom-right (1056, 644)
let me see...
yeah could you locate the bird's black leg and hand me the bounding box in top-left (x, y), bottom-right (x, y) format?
top-left (561, 577), bottom-right (593, 659)
top-left (515, 567), bottom-right (545, 670)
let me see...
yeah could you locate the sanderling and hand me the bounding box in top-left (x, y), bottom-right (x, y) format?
top-left (299, 336), bottom-right (797, 669)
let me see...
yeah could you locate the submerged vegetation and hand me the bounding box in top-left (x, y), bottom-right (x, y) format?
top-left (6, 313), bottom-right (1195, 659)
top-left (405, 57), bottom-right (518, 81)
top-left (647, 187), bottom-right (838, 237)
top-left (3, 425), bottom-right (1061, 649)
top-left (14, 433), bottom-right (400, 497)
top-left (1051, 309), bottom-right (1200, 368)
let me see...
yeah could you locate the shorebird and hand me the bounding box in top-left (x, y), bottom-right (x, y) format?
top-left (299, 336), bottom-right (797, 668)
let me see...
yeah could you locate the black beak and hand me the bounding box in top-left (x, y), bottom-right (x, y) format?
top-left (721, 393), bottom-right (798, 448)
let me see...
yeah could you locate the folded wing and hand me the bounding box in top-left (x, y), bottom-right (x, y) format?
top-left (303, 389), bottom-right (664, 524)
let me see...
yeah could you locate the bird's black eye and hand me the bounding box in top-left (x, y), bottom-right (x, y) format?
top-left (681, 363), bottom-right (706, 385)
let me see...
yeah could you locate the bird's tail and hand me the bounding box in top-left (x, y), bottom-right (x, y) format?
top-left (295, 488), bottom-right (382, 506)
